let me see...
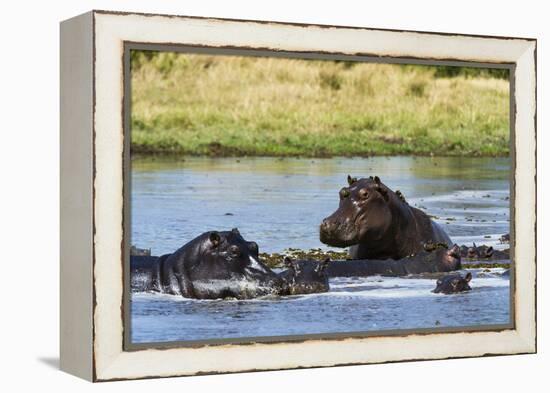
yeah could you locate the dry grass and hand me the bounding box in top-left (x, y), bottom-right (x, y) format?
top-left (131, 52), bottom-right (510, 157)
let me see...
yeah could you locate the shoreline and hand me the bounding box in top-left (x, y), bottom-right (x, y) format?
top-left (131, 150), bottom-right (511, 160)
top-left (130, 249), bottom-right (510, 269)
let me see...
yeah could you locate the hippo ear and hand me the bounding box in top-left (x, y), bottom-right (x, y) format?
top-left (209, 231), bottom-right (221, 248)
top-left (374, 175), bottom-right (381, 184)
top-left (283, 256), bottom-right (296, 273)
top-left (283, 256), bottom-right (293, 267)
top-left (289, 260), bottom-right (302, 275)
top-left (465, 272), bottom-right (472, 282)
top-left (347, 175), bottom-right (357, 186)
top-left (231, 227), bottom-right (240, 235)
top-left (449, 244), bottom-right (460, 257)
top-left (316, 257), bottom-right (330, 273)
top-left (375, 184), bottom-right (389, 202)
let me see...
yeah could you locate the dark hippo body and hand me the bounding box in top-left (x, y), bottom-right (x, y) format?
top-left (133, 253), bottom-right (332, 298)
top-left (325, 245), bottom-right (461, 277)
top-left (320, 175), bottom-right (451, 260)
top-left (131, 254), bottom-right (162, 292)
top-left (433, 272), bottom-right (472, 294)
top-left (278, 257), bottom-right (330, 295)
top-left (131, 229), bottom-right (284, 299)
top-left (459, 244), bottom-right (510, 260)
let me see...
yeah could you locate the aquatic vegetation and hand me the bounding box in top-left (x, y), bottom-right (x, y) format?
top-left (260, 249), bottom-right (349, 268)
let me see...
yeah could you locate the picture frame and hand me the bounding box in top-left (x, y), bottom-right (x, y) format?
top-left (60, 10), bottom-right (536, 381)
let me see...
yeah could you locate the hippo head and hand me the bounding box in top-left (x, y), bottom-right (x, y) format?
top-left (467, 243), bottom-right (478, 258)
top-left (191, 228), bottom-right (284, 299)
top-left (443, 244), bottom-right (462, 270)
top-left (433, 272), bottom-right (472, 294)
top-left (320, 175), bottom-right (394, 248)
top-left (282, 257), bottom-right (330, 295)
top-left (466, 243), bottom-right (494, 259)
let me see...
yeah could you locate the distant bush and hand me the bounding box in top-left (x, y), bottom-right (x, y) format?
top-left (408, 80), bottom-right (427, 97)
top-left (433, 66), bottom-right (509, 80)
top-left (130, 50), bottom-right (157, 70)
top-left (319, 70), bottom-right (343, 90)
top-left (131, 50), bottom-right (191, 74)
top-left (132, 50), bottom-right (509, 81)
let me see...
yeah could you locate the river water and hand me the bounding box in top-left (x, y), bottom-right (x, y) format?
top-left (130, 156), bottom-right (511, 344)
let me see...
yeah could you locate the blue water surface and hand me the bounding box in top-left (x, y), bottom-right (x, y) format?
top-left (130, 156), bottom-right (511, 343)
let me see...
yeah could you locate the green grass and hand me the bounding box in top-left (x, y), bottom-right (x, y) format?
top-left (131, 51), bottom-right (510, 157)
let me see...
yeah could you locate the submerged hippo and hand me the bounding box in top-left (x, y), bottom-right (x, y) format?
top-left (459, 243), bottom-right (510, 260)
top-left (131, 229), bottom-right (284, 299)
top-left (326, 244), bottom-right (461, 277)
top-left (320, 175), bottom-right (451, 260)
top-left (432, 272), bottom-right (472, 294)
top-left (279, 257), bottom-right (330, 295)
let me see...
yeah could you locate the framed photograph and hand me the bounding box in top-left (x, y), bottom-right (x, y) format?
top-left (60, 10), bottom-right (536, 381)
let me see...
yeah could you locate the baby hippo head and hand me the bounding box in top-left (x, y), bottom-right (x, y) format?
top-left (282, 257), bottom-right (330, 295)
top-left (194, 228), bottom-right (283, 298)
top-left (199, 228), bottom-right (263, 274)
top-left (466, 243), bottom-right (494, 259)
top-left (433, 272), bottom-right (472, 294)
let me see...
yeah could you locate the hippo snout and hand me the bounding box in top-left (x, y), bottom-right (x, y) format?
top-left (320, 217), bottom-right (340, 239)
top-left (320, 217), bottom-right (356, 247)
top-left (320, 218), bottom-right (333, 232)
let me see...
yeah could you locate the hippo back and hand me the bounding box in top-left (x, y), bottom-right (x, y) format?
top-left (130, 255), bottom-right (160, 292)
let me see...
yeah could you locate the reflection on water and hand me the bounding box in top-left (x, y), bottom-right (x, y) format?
top-left (130, 156), bottom-right (511, 343)
top-left (131, 156), bottom-right (510, 254)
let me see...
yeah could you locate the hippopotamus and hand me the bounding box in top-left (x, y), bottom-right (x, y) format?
top-left (432, 272), bottom-right (472, 294)
top-left (500, 233), bottom-right (510, 244)
top-left (130, 228), bottom-right (284, 299)
top-left (320, 175), bottom-right (452, 260)
top-left (130, 245), bottom-right (151, 256)
top-left (459, 243), bottom-right (510, 260)
top-left (326, 244), bottom-right (461, 277)
top-left (278, 257), bottom-right (330, 295)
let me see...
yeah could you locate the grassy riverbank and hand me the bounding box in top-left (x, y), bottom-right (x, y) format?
top-left (131, 51), bottom-right (510, 157)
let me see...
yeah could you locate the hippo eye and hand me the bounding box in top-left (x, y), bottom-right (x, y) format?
top-left (229, 245), bottom-right (241, 257)
top-left (358, 189), bottom-right (369, 199)
top-left (339, 188), bottom-right (350, 199)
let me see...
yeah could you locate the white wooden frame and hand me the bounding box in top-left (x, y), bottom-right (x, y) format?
top-left (60, 10), bottom-right (536, 382)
